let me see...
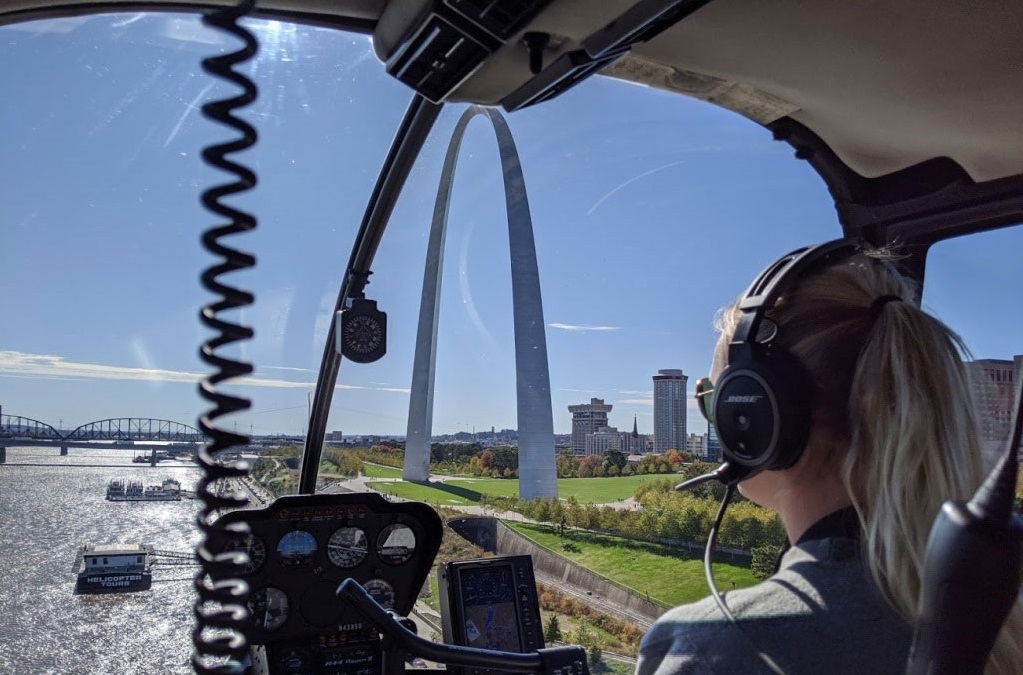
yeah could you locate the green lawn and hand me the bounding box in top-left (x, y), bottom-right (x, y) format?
top-left (365, 474), bottom-right (670, 505)
top-left (368, 480), bottom-right (479, 505)
top-left (361, 463), bottom-right (403, 479)
top-left (507, 521), bottom-right (758, 607)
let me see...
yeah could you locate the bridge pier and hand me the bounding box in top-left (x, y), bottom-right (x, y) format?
top-left (60, 445), bottom-right (69, 456)
top-left (0, 447), bottom-right (6, 463)
top-left (150, 448), bottom-right (157, 467)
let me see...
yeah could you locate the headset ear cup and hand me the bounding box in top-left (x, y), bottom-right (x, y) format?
top-left (714, 356), bottom-right (810, 473)
top-left (763, 350), bottom-right (812, 471)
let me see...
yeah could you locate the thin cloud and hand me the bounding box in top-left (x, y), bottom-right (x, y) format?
top-left (586, 160), bottom-right (686, 216)
top-left (263, 365), bottom-right (314, 373)
top-left (0, 351), bottom-right (361, 390)
top-left (548, 323), bottom-right (621, 332)
top-left (617, 395), bottom-right (699, 409)
top-left (559, 388), bottom-right (597, 393)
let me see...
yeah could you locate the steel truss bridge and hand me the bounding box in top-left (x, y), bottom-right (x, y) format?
top-left (0, 414), bottom-right (202, 443)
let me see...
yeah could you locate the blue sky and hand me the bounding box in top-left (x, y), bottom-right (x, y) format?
top-left (1, 13), bottom-right (1020, 437)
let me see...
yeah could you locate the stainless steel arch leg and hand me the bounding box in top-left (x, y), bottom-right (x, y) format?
top-left (403, 106), bottom-right (556, 500)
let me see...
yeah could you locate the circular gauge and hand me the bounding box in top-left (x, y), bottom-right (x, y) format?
top-left (340, 299), bottom-right (387, 364)
top-left (376, 523), bottom-right (416, 565)
top-left (363, 579), bottom-right (395, 610)
top-left (343, 314), bottom-right (384, 355)
top-left (223, 534), bottom-right (266, 574)
top-left (249, 587), bottom-right (289, 631)
top-left (327, 526), bottom-right (368, 569)
top-left (276, 530), bottom-right (317, 566)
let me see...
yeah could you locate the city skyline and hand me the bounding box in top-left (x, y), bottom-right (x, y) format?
top-left (3, 344), bottom-right (1019, 461)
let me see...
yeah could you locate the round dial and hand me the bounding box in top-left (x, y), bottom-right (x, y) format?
top-left (250, 587), bottom-right (289, 631)
top-left (343, 314), bottom-right (384, 355)
top-left (363, 579), bottom-right (395, 610)
top-left (276, 530), bottom-right (317, 566)
top-left (376, 523), bottom-right (416, 565)
top-left (327, 526), bottom-right (368, 569)
top-left (224, 534), bottom-right (267, 574)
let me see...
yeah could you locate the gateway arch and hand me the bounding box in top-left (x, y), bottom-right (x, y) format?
top-left (403, 105), bottom-right (556, 500)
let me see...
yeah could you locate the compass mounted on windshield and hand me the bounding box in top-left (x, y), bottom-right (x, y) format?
top-left (337, 297), bottom-right (387, 364)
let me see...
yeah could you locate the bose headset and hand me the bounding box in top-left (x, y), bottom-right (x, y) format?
top-left (711, 237), bottom-right (865, 483)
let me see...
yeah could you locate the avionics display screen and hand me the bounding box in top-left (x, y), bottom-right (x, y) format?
top-left (457, 564), bottom-right (522, 651)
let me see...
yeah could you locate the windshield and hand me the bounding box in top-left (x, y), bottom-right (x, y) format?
top-left (1, 10), bottom-right (1020, 675)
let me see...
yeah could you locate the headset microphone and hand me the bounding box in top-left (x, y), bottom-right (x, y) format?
top-left (673, 461), bottom-right (743, 492)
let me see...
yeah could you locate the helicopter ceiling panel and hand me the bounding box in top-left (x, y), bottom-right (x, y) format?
top-left (213, 492), bottom-right (443, 645)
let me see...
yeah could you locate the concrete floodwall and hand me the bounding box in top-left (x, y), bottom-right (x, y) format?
top-left (448, 516), bottom-right (668, 623)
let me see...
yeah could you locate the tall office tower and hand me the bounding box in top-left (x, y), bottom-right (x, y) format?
top-left (653, 369), bottom-right (688, 454)
top-left (569, 398), bottom-right (612, 455)
top-left (965, 355), bottom-right (1022, 460)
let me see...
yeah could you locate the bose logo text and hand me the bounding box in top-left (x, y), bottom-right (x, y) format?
top-left (724, 395), bottom-right (762, 403)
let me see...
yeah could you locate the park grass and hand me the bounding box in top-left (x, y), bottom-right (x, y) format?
top-left (361, 462), bottom-right (403, 479)
top-left (507, 521), bottom-right (758, 607)
top-left (366, 473), bottom-right (671, 505)
top-left (368, 480), bottom-right (478, 505)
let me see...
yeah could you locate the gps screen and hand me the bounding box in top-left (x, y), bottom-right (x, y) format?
top-left (458, 565), bottom-right (522, 652)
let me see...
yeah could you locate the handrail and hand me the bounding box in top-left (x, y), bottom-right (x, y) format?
top-left (300, 94), bottom-right (443, 493)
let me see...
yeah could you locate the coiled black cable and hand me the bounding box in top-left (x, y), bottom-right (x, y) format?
top-left (193, 1), bottom-right (259, 673)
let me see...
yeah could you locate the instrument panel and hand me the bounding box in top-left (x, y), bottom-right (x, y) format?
top-left (213, 492), bottom-right (443, 646)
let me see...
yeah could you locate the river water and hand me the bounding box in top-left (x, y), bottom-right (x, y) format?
top-left (0, 446), bottom-right (203, 674)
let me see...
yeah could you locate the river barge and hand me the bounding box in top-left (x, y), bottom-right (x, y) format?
top-left (106, 478), bottom-right (181, 501)
top-left (74, 543), bottom-right (153, 593)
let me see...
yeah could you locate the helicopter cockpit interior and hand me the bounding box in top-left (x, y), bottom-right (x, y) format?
top-left (1, 1), bottom-right (1021, 674)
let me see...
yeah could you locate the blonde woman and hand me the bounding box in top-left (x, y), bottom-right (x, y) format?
top-left (637, 242), bottom-right (1023, 675)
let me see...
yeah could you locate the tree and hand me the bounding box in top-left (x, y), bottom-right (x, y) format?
top-left (602, 448), bottom-right (627, 472)
top-left (556, 453), bottom-right (579, 478)
top-left (751, 544), bottom-right (782, 580)
top-left (543, 615), bottom-right (562, 643)
top-left (479, 449), bottom-right (495, 470)
top-left (577, 455), bottom-right (600, 478)
top-left (588, 644), bottom-right (604, 671)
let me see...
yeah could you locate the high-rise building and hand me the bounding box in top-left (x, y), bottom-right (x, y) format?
top-left (653, 369), bottom-right (688, 454)
top-left (707, 424), bottom-right (722, 462)
top-left (965, 355), bottom-right (1022, 460)
top-left (569, 398), bottom-right (612, 455)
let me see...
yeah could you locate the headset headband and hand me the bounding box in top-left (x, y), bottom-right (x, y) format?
top-left (728, 238), bottom-right (863, 364)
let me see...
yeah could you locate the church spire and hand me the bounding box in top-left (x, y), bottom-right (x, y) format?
top-left (632, 416), bottom-right (639, 437)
